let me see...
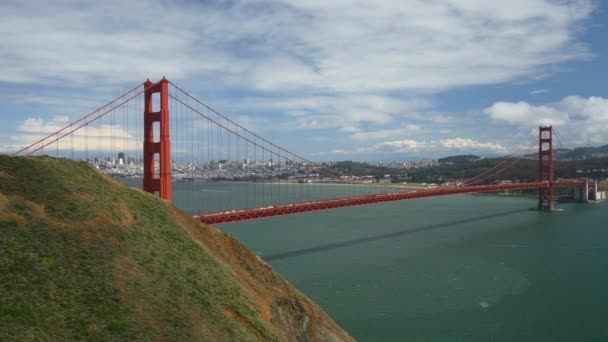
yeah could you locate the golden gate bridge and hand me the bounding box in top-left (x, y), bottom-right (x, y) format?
top-left (12, 78), bottom-right (594, 224)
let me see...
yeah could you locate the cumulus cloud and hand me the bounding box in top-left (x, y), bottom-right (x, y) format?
top-left (374, 139), bottom-right (429, 152)
top-left (326, 137), bottom-right (507, 158)
top-left (19, 115), bottom-right (70, 133)
top-left (439, 138), bottom-right (506, 152)
top-left (484, 101), bottom-right (568, 126)
top-left (10, 116), bottom-right (137, 153)
top-left (485, 96), bottom-right (608, 146)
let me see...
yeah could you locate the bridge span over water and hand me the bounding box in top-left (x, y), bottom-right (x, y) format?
top-left (12, 78), bottom-right (593, 225)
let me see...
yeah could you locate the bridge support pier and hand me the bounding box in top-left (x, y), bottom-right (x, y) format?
top-left (573, 179), bottom-right (600, 203)
top-left (537, 126), bottom-right (555, 211)
top-left (574, 180), bottom-right (589, 203)
top-left (143, 78), bottom-right (172, 201)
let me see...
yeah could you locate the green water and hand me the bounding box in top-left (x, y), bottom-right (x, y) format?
top-left (211, 191), bottom-right (608, 341)
top-left (161, 181), bottom-right (608, 341)
top-left (118, 179), bottom-right (397, 214)
top-left (169, 181), bottom-right (398, 214)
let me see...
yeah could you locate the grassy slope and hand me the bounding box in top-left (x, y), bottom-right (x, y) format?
top-left (0, 156), bottom-right (353, 342)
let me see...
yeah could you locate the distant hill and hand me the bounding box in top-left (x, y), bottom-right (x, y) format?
top-left (560, 144), bottom-right (608, 160)
top-left (329, 155), bottom-right (608, 188)
top-left (530, 145), bottom-right (608, 160)
top-left (0, 156), bottom-right (353, 341)
top-left (438, 155), bottom-right (482, 163)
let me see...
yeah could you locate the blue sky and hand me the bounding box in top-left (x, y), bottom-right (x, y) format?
top-left (1, 0), bottom-right (607, 161)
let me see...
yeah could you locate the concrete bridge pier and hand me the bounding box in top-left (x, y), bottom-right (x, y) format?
top-left (573, 179), bottom-right (599, 203)
top-left (573, 179), bottom-right (589, 203)
top-left (587, 179), bottom-right (599, 201)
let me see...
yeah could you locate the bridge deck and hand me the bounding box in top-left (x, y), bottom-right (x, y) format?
top-left (196, 181), bottom-right (586, 225)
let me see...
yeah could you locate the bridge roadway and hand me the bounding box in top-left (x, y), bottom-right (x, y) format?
top-left (196, 180), bottom-right (586, 225)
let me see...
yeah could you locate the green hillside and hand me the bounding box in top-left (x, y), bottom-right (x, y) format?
top-left (0, 155), bottom-right (353, 341)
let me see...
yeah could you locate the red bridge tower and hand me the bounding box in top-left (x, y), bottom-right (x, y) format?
top-left (143, 78), bottom-right (172, 201)
top-left (537, 126), bottom-right (554, 210)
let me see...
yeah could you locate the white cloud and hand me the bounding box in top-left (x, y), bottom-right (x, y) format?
top-left (375, 139), bottom-right (428, 152)
top-left (11, 116), bottom-right (137, 153)
top-left (485, 96), bottom-right (608, 146)
top-left (3, 95), bottom-right (105, 113)
top-left (439, 138), bottom-right (506, 152)
top-left (222, 94), bottom-right (431, 130)
top-left (530, 89), bottom-right (548, 95)
top-left (426, 113), bottom-right (453, 124)
top-left (19, 115), bottom-right (70, 133)
top-left (327, 137), bottom-right (506, 157)
top-left (231, 115), bottom-right (269, 133)
top-left (484, 101), bottom-right (568, 126)
top-left (0, 1), bottom-right (599, 158)
top-left (350, 125), bottom-right (421, 142)
top-left (0, 0), bottom-right (595, 93)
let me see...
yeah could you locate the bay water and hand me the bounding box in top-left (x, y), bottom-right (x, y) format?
top-left (170, 181), bottom-right (608, 341)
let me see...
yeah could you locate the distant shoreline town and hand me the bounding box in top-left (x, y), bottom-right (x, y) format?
top-left (89, 151), bottom-right (607, 190)
top-left (91, 152), bottom-right (440, 184)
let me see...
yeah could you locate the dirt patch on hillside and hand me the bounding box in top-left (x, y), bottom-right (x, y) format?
top-left (224, 307), bottom-right (266, 340)
top-left (0, 170), bottom-right (13, 179)
top-left (0, 194), bottom-right (26, 227)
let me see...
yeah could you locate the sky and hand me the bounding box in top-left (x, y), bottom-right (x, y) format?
top-left (1, 0), bottom-right (607, 161)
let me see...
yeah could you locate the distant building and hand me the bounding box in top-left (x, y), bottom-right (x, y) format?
top-left (377, 175), bottom-right (391, 184)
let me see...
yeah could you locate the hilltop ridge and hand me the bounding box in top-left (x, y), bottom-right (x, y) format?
top-left (0, 155), bottom-right (353, 341)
